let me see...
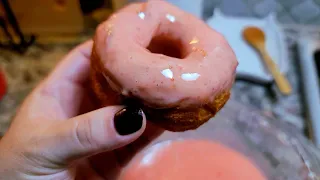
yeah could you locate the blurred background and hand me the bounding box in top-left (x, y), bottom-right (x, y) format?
top-left (1, 0), bottom-right (320, 177)
top-left (0, 0), bottom-right (320, 153)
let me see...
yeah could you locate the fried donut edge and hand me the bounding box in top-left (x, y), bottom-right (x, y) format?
top-left (90, 46), bottom-right (232, 132)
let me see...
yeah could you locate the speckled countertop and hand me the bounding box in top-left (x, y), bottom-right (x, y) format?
top-left (0, 31), bottom-right (306, 137)
top-left (0, 41), bottom-right (86, 134)
top-left (232, 34), bottom-right (306, 131)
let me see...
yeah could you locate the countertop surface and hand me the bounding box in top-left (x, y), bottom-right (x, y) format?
top-left (0, 42), bottom-right (79, 134)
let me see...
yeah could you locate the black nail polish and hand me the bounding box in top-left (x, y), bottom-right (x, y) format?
top-left (114, 107), bottom-right (144, 135)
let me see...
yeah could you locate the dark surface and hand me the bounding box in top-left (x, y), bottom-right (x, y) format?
top-left (80, 0), bottom-right (112, 14)
top-left (0, 0), bottom-right (35, 54)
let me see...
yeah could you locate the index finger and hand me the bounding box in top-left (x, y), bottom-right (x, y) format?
top-left (46, 39), bottom-right (94, 85)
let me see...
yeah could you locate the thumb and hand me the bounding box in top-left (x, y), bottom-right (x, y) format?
top-left (49, 105), bottom-right (146, 163)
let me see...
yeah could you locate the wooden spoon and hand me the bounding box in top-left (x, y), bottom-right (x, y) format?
top-left (243, 26), bottom-right (292, 95)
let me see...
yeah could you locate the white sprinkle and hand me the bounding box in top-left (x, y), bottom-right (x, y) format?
top-left (141, 140), bottom-right (172, 166)
top-left (166, 14), bottom-right (176, 22)
top-left (121, 89), bottom-right (129, 96)
top-left (161, 69), bottom-right (173, 79)
top-left (181, 73), bottom-right (200, 81)
top-left (138, 12), bottom-right (145, 19)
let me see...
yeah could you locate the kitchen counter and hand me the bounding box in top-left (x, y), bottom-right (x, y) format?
top-left (0, 32), bottom-right (306, 137)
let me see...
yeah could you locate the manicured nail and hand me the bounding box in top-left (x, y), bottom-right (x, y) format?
top-left (114, 107), bottom-right (144, 135)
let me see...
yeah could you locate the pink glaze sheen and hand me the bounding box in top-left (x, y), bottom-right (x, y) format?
top-left (93, 0), bottom-right (238, 108)
top-left (119, 140), bottom-right (266, 180)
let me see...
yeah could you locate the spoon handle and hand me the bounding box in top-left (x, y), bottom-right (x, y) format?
top-left (260, 49), bottom-right (292, 95)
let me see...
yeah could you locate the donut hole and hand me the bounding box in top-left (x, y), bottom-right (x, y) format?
top-left (147, 34), bottom-right (186, 59)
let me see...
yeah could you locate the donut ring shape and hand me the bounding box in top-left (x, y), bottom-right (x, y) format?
top-left (90, 1), bottom-right (238, 132)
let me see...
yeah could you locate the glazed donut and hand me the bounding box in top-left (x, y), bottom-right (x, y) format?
top-left (90, 1), bottom-right (238, 132)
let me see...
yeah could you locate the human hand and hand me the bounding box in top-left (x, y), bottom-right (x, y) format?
top-left (0, 40), bottom-right (163, 180)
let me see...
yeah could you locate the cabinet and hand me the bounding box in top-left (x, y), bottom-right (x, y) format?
top-left (0, 0), bottom-right (84, 35)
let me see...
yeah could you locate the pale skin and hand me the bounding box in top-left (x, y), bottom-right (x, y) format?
top-left (0, 40), bottom-right (163, 179)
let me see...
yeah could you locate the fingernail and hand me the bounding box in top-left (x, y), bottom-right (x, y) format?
top-left (114, 107), bottom-right (144, 135)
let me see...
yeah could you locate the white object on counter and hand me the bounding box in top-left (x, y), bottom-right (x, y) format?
top-left (207, 9), bottom-right (289, 83)
top-left (297, 35), bottom-right (320, 147)
top-left (164, 0), bottom-right (204, 18)
top-left (127, 0), bottom-right (204, 18)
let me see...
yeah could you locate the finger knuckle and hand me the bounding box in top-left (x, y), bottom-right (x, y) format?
top-left (74, 117), bottom-right (99, 149)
